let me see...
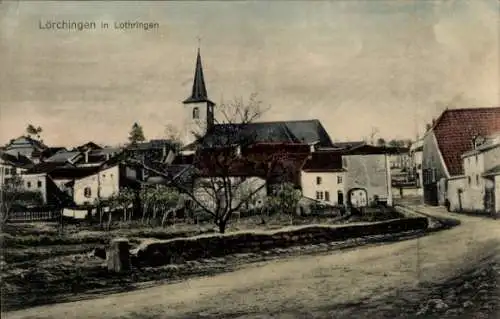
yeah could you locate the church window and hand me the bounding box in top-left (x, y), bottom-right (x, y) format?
top-left (192, 107), bottom-right (200, 119)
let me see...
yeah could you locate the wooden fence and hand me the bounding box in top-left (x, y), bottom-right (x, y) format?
top-left (8, 210), bottom-right (62, 222)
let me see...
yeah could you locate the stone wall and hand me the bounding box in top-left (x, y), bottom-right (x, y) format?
top-left (134, 217), bottom-right (429, 267)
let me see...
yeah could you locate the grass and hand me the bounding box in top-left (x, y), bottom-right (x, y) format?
top-left (1, 207), bottom-right (406, 312)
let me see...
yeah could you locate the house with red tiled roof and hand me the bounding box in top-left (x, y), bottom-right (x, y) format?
top-left (447, 132), bottom-right (500, 215)
top-left (422, 107), bottom-right (500, 206)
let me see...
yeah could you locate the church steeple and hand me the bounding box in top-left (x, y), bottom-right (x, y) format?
top-left (183, 48), bottom-right (212, 104)
top-left (180, 45), bottom-right (216, 147)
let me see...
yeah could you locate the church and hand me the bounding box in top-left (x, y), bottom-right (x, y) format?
top-left (178, 47), bottom-right (336, 153)
top-left (168, 47), bottom-right (394, 208)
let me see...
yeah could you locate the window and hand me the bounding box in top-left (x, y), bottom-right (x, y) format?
top-left (37, 181), bottom-right (42, 188)
top-left (324, 191), bottom-right (330, 202)
top-left (316, 176), bottom-right (322, 185)
top-left (342, 158), bottom-right (347, 167)
top-left (316, 191), bottom-right (324, 200)
top-left (102, 174), bottom-right (106, 179)
top-left (475, 155), bottom-right (478, 164)
top-left (431, 168), bottom-right (436, 183)
top-left (468, 176), bottom-right (471, 185)
top-left (84, 187), bottom-right (92, 198)
top-left (192, 107), bottom-right (200, 119)
top-left (476, 175), bottom-right (479, 186)
top-left (337, 175), bottom-right (343, 184)
top-left (26, 181), bottom-right (31, 188)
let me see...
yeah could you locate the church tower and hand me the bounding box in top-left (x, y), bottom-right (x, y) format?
top-left (182, 48), bottom-right (215, 146)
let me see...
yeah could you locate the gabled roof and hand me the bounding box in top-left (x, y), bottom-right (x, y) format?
top-left (331, 141), bottom-right (366, 150)
top-left (74, 141), bottom-right (102, 152)
top-left (183, 49), bottom-right (214, 105)
top-left (302, 151), bottom-right (344, 172)
top-left (483, 164), bottom-right (500, 177)
top-left (45, 151), bottom-right (82, 163)
top-left (199, 120), bottom-right (334, 148)
top-left (318, 142), bottom-right (401, 155)
top-left (431, 107), bottom-right (500, 176)
top-left (0, 151), bottom-right (33, 168)
top-left (5, 136), bottom-right (47, 151)
top-left (24, 162), bottom-right (76, 175)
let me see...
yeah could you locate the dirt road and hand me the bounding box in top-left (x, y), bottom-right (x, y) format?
top-left (4, 205), bottom-right (500, 319)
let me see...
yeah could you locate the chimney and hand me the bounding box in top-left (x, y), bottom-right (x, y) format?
top-left (84, 150), bottom-right (90, 163)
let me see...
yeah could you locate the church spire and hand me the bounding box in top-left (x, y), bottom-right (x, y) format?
top-left (183, 46), bottom-right (211, 104)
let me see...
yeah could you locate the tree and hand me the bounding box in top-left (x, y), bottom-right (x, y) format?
top-left (128, 122), bottom-right (146, 145)
top-left (26, 124), bottom-right (43, 141)
top-left (1, 174), bottom-right (43, 222)
top-left (103, 188), bottom-right (136, 230)
top-left (376, 138), bottom-right (386, 146)
top-left (138, 185), bottom-right (180, 226)
top-left (267, 182), bottom-right (302, 224)
top-left (128, 94), bottom-right (303, 233)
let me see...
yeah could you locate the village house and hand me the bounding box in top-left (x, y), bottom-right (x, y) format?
top-left (409, 138), bottom-right (424, 189)
top-left (300, 151), bottom-right (346, 206)
top-left (23, 161), bottom-right (97, 205)
top-left (0, 151), bottom-right (33, 186)
top-left (330, 143), bottom-right (395, 207)
top-left (422, 107), bottom-right (500, 206)
top-left (447, 133), bottom-right (500, 214)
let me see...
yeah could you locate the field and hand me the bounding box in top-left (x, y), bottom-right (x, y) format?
top-left (1, 208), bottom-right (404, 311)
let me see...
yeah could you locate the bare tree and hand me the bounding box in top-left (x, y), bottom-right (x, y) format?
top-left (128, 94), bottom-right (307, 233)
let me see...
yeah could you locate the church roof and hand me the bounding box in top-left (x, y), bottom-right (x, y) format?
top-left (183, 49), bottom-right (214, 105)
top-left (199, 120), bottom-right (334, 148)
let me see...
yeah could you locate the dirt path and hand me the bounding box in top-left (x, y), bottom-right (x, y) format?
top-left (4, 205), bottom-right (500, 319)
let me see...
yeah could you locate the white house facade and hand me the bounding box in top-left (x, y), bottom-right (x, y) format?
top-left (73, 165), bottom-right (120, 206)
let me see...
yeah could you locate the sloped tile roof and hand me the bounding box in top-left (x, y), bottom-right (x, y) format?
top-left (0, 151), bottom-right (33, 168)
top-left (432, 107), bottom-right (500, 176)
top-left (45, 151), bottom-right (82, 163)
top-left (200, 120), bottom-right (334, 148)
top-left (483, 164), bottom-right (500, 177)
top-left (183, 49), bottom-right (213, 104)
top-left (302, 151), bottom-right (344, 172)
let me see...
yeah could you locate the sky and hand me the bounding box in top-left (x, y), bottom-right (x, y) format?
top-left (0, 0), bottom-right (498, 147)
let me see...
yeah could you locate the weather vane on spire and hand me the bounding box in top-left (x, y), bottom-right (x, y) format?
top-left (197, 35), bottom-right (201, 51)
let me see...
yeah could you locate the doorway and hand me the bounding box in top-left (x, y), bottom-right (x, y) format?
top-left (337, 191), bottom-right (344, 205)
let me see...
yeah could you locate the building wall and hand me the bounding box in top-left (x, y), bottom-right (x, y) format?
top-left (422, 132), bottom-right (448, 205)
top-left (344, 154), bottom-right (391, 205)
top-left (483, 146), bottom-right (500, 172)
top-left (20, 173), bottom-right (47, 203)
top-left (447, 177), bottom-right (466, 212)
top-left (301, 171), bottom-right (346, 206)
top-left (413, 150), bottom-right (423, 188)
top-left (447, 176), bottom-right (487, 212)
top-left (0, 164), bottom-right (27, 186)
top-left (496, 176), bottom-right (500, 214)
top-left (73, 165), bottom-right (120, 205)
top-left (193, 176), bottom-right (267, 212)
top-left (182, 101), bottom-right (210, 147)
